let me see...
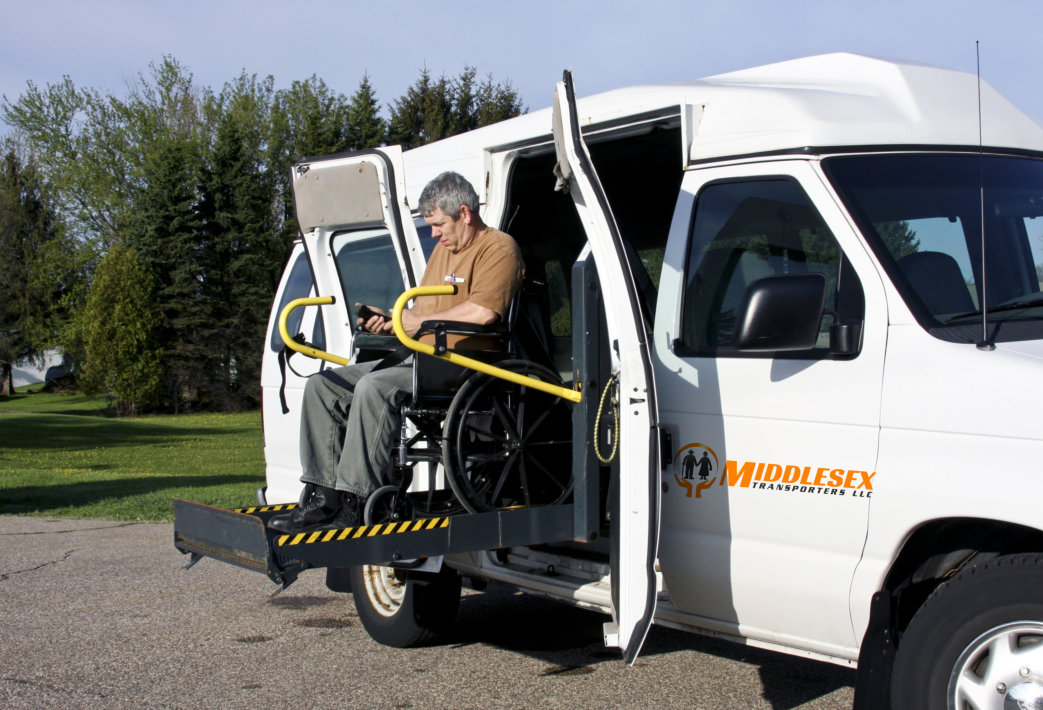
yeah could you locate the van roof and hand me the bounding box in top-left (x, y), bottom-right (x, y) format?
top-left (401, 53), bottom-right (1043, 203)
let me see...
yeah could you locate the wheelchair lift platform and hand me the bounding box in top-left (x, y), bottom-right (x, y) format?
top-left (173, 498), bottom-right (576, 588)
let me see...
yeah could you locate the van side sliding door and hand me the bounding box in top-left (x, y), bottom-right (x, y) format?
top-left (552, 71), bottom-right (661, 664)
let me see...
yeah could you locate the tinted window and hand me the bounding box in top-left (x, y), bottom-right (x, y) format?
top-left (680, 178), bottom-right (864, 356)
top-left (332, 227), bottom-right (407, 318)
top-left (270, 250), bottom-right (325, 351)
top-left (825, 154), bottom-right (1043, 343)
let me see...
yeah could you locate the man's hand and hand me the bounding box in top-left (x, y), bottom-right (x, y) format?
top-left (355, 303), bottom-right (391, 334)
top-left (399, 308), bottom-right (423, 335)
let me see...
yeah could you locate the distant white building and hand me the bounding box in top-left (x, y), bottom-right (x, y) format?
top-left (12, 350), bottom-right (66, 388)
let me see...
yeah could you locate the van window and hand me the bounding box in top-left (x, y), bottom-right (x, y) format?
top-left (825, 153), bottom-right (1043, 343)
top-left (416, 224), bottom-right (435, 261)
top-left (331, 227), bottom-right (408, 316)
top-left (679, 178), bottom-right (864, 356)
top-left (270, 250), bottom-right (325, 351)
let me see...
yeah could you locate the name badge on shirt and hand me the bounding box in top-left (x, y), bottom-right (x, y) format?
top-left (445, 273), bottom-right (465, 284)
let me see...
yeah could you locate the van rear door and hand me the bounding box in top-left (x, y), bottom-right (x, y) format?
top-left (552, 71), bottom-right (661, 664)
top-left (292, 146), bottom-right (428, 358)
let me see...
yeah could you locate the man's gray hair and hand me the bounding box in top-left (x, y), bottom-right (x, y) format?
top-left (417, 171), bottom-right (479, 219)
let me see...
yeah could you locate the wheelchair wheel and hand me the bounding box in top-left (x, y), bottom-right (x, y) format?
top-left (442, 360), bottom-right (573, 514)
top-left (364, 484), bottom-right (414, 525)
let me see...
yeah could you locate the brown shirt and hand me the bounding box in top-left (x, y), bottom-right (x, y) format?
top-left (414, 227), bottom-right (524, 348)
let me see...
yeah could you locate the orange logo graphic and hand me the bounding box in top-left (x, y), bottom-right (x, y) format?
top-left (672, 444), bottom-right (875, 500)
top-left (672, 443), bottom-right (720, 498)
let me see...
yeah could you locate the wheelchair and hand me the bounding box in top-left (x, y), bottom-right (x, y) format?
top-left (355, 280), bottom-right (575, 525)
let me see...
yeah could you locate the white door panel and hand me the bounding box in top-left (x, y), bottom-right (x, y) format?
top-left (654, 161), bottom-right (884, 651)
top-left (553, 71), bottom-right (661, 664)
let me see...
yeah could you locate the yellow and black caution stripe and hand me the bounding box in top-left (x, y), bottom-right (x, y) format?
top-left (235, 503), bottom-right (298, 514)
top-left (277, 516), bottom-right (450, 547)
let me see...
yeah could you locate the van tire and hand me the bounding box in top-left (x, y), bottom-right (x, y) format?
top-left (349, 564), bottom-right (461, 647)
top-left (890, 553), bottom-right (1043, 710)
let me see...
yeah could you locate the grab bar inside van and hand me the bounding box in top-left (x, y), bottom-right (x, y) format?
top-left (277, 290), bottom-right (581, 402)
top-left (277, 296), bottom-right (350, 366)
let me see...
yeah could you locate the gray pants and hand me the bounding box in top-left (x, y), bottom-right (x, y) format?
top-left (298, 360), bottom-right (413, 498)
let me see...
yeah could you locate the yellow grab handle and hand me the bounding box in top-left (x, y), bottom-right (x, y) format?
top-left (391, 285), bottom-right (582, 403)
top-left (278, 296), bottom-right (350, 366)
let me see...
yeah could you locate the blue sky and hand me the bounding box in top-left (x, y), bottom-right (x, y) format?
top-left (3, 0), bottom-right (1043, 123)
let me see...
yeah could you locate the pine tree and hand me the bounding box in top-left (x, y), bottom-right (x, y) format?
top-left (389, 67), bottom-right (524, 149)
top-left (125, 137), bottom-right (207, 411)
top-left (197, 73), bottom-right (281, 409)
top-left (347, 74), bottom-right (386, 149)
top-left (474, 73), bottom-right (524, 127)
top-left (451, 66), bottom-right (479, 135)
top-left (388, 68), bottom-right (452, 149)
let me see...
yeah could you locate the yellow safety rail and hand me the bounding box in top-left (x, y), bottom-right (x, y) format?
top-left (278, 296), bottom-right (350, 366)
top-left (278, 289), bottom-right (582, 403)
top-left (392, 285), bottom-right (582, 403)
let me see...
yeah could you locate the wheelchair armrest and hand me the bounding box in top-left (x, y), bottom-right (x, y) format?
top-left (415, 320), bottom-right (509, 356)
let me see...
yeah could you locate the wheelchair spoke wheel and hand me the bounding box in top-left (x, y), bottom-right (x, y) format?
top-left (443, 360), bottom-right (573, 514)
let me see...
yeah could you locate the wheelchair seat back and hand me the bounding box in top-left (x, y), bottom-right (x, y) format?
top-left (410, 277), bottom-right (554, 404)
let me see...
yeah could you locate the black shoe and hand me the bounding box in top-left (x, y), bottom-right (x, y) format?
top-left (322, 492), bottom-right (362, 530)
top-left (268, 484), bottom-right (341, 533)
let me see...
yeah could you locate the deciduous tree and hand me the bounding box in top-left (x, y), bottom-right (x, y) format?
top-left (79, 243), bottom-right (163, 414)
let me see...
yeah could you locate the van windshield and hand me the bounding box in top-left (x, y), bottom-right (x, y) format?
top-left (824, 153), bottom-right (1043, 343)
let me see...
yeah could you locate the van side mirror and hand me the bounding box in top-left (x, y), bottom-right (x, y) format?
top-left (733, 273), bottom-right (827, 352)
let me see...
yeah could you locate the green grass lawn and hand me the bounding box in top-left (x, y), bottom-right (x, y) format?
top-left (0, 389), bottom-right (265, 522)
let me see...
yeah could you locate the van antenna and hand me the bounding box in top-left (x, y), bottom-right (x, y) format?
top-left (976, 40), bottom-right (995, 351)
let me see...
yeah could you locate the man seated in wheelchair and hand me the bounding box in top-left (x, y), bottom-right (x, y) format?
top-left (269, 171), bottom-right (525, 534)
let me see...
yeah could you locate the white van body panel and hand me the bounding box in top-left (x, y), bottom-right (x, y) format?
top-left (261, 242), bottom-right (326, 504)
top-left (391, 53), bottom-right (1043, 208)
top-left (848, 327), bottom-right (1043, 634)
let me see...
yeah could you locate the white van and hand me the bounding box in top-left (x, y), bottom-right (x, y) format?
top-left (177, 53), bottom-right (1043, 709)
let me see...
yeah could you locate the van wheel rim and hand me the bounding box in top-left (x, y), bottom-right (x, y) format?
top-left (360, 565), bottom-right (405, 618)
top-left (948, 621), bottom-right (1043, 709)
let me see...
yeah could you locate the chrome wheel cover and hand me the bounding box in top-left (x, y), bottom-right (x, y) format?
top-left (948, 621), bottom-right (1043, 710)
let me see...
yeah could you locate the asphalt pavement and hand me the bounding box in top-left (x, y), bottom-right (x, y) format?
top-left (0, 515), bottom-right (855, 709)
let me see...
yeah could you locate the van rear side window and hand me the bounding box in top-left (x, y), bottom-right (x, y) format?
top-left (678, 178), bottom-right (864, 357)
top-left (270, 251), bottom-right (325, 351)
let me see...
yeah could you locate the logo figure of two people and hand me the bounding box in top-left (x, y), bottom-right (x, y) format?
top-left (682, 449), bottom-right (713, 481)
